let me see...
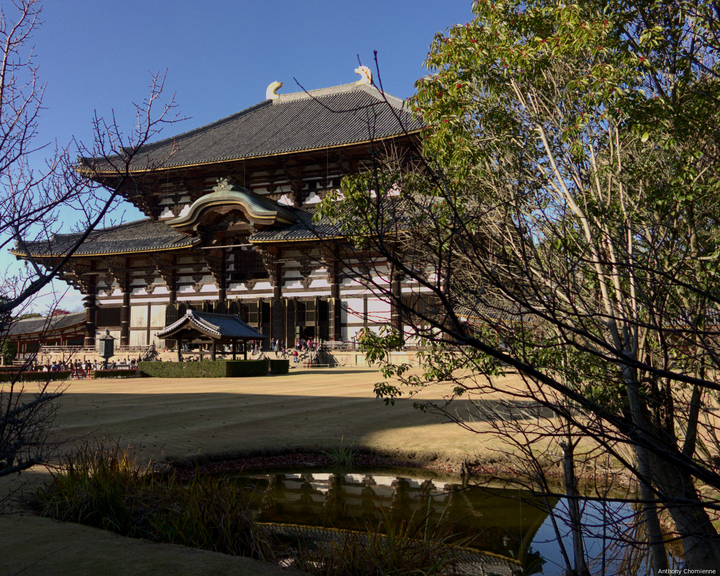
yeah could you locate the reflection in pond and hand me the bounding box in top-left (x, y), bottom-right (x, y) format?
top-left (235, 469), bottom-right (680, 575)
top-left (239, 470), bottom-right (556, 575)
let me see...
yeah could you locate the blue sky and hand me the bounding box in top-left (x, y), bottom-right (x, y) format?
top-left (9, 0), bottom-right (473, 313)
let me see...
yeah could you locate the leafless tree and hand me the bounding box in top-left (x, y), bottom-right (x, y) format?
top-left (0, 0), bottom-right (182, 480)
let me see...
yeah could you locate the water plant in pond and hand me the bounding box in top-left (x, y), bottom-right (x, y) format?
top-left (33, 438), bottom-right (273, 560)
top-left (321, 436), bottom-right (357, 470)
top-left (290, 491), bottom-right (466, 576)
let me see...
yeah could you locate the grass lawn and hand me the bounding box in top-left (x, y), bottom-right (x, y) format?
top-left (0, 367), bottom-right (553, 575)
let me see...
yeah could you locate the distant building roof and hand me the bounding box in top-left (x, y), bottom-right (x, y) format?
top-left (81, 82), bottom-right (421, 173)
top-left (11, 219), bottom-right (198, 258)
top-left (5, 311), bottom-right (86, 337)
top-left (157, 310), bottom-right (266, 341)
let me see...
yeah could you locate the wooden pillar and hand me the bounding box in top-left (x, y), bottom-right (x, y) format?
top-left (271, 280), bottom-right (284, 345)
top-left (211, 341), bottom-right (216, 361)
top-left (177, 338), bottom-right (183, 362)
top-left (285, 298), bottom-right (296, 347)
top-left (120, 282), bottom-right (130, 347)
top-left (314, 296), bottom-right (320, 341)
top-left (232, 340), bottom-right (236, 360)
top-left (169, 269), bottom-right (177, 306)
top-left (83, 280), bottom-right (97, 348)
top-left (391, 273), bottom-right (404, 337)
top-left (329, 276), bottom-right (342, 342)
top-left (325, 256), bottom-right (343, 342)
top-left (218, 254), bottom-right (227, 308)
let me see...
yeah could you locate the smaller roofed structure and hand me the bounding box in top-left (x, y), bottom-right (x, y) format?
top-left (4, 312), bottom-right (87, 361)
top-left (157, 310), bottom-right (266, 361)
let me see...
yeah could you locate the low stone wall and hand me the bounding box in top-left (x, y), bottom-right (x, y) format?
top-left (315, 350), bottom-right (421, 367)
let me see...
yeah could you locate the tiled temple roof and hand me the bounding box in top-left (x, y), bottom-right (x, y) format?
top-left (249, 207), bottom-right (341, 243)
top-left (157, 310), bottom-right (266, 340)
top-left (12, 219), bottom-right (198, 258)
top-left (11, 207), bottom-right (335, 258)
top-left (5, 311), bottom-right (86, 336)
top-left (82, 83), bottom-right (421, 173)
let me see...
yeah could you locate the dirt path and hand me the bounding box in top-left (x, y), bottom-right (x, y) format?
top-left (0, 367), bottom-right (527, 576)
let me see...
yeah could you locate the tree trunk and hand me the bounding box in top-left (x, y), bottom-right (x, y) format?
top-left (625, 367), bottom-right (720, 570)
top-left (646, 449), bottom-right (720, 570)
top-left (634, 443), bottom-right (669, 574)
top-left (561, 439), bottom-right (590, 576)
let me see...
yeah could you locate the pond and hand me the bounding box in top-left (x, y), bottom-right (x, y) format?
top-left (235, 466), bottom-right (680, 576)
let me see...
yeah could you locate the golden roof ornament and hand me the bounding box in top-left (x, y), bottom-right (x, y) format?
top-left (266, 81), bottom-right (283, 100)
top-left (354, 66), bottom-right (372, 85)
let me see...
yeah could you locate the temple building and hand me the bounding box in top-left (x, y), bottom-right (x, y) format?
top-left (12, 69), bottom-right (423, 353)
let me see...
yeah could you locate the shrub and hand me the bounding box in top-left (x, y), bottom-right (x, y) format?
top-left (92, 369), bottom-right (139, 379)
top-left (33, 438), bottom-right (272, 559)
top-left (225, 360), bottom-right (269, 378)
top-left (138, 359), bottom-right (268, 378)
top-left (0, 370), bottom-right (72, 383)
top-left (268, 359), bottom-right (290, 374)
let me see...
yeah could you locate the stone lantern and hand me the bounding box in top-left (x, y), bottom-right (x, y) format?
top-left (98, 328), bottom-right (115, 369)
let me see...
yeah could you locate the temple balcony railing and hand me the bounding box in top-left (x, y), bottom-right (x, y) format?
top-left (321, 340), bottom-right (428, 352)
top-left (32, 344), bottom-right (153, 355)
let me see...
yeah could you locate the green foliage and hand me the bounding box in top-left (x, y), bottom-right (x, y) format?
top-left (268, 359), bottom-right (290, 374)
top-left (2, 341), bottom-right (17, 364)
top-left (350, 0), bottom-right (720, 414)
top-left (138, 360), bottom-right (269, 378)
top-left (92, 369), bottom-right (139, 379)
top-left (34, 438), bottom-right (273, 559)
top-left (321, 437), bottom-right (357, 471)
top-left (0, 370), bottom-right (71, 383)
top-left (313, 0), bottom-right (720, 566)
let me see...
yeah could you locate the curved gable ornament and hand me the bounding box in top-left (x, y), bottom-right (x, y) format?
top-left (168, 179), bottom-right (297, 233)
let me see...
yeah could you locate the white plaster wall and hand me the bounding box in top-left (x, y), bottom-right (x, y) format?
top-left (150, 305), bottom-right (165, 327)
top-left (346, 326), bottom-right (365, 341)
top-left (343, 298), bottom-right (365, 321)
top-left (131, 306), bottom-right (148, 327)
top-left (252, 281), bottom-right (273, 292)
top-left (129, 329), bottom-right (147, 346)
top-left (367, 297), bottom-right (391, 323)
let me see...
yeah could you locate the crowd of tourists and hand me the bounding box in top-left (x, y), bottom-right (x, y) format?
top-left (268, 338), bottom-right (320, 363)
top-left (29, 358), bottom-right (138, 378)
